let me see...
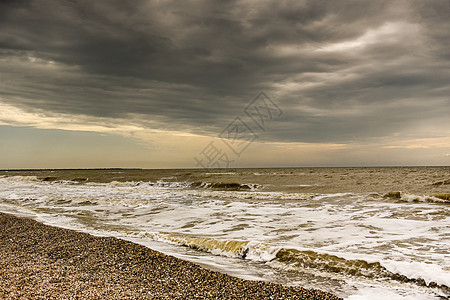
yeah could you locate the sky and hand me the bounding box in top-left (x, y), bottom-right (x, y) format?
top-left (0, 0), bottom-right (449, 169)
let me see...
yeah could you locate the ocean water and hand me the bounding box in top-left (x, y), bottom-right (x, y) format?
top-left (0, 167), bottom-right (449, 299)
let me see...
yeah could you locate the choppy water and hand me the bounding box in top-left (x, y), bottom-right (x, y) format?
top-left (0, 167), bottom-right (449, 299)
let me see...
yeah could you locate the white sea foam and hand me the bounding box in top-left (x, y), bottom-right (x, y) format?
top-left (400, 192), bottom-right (449, 203)
top-left (346, 286), bottom-right (440, 300)
top-left (204, 172), bottom-right (237, 175)
top-left (0, 174), bottom-right (449, 299)
top-left (381, 261), bottom-right (450, 288)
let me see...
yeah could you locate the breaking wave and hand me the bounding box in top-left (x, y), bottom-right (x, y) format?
top-left (431, 179), bottom-right (450, 187)
top-left (141, 233), bottom-right (450, 294)
top-left (190, 181), bottom-right (261, 191)
top-left (383, 192), bottom-right (450, 204)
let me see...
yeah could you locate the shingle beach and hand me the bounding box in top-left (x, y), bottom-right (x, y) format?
top-left (0, 213), bottom-right (342, 299)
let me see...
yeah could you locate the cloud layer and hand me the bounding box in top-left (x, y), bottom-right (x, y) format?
top-left (1, 0), bottom-right (449, 145)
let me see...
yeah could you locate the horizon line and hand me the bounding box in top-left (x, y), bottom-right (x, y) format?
top-left (1, 165), bottom-right (449, 171)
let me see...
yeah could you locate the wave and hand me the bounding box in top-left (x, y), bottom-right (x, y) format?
top-left (146, 233), bottom-right (252, 257)
top-left (274, 249), bottom-right (449, 291)
top-left (190, 181), bottom-right (261, 191)
top-left (141, 233), bottom-right (449, 294)
top-left (253, 172), bottom-right (300, 176)
top-left (2, 176), bottom-right (448, 206)
top-left (383, 192), bottom-right (450, 204)
top-left (143, 233), bottom-right (281, 262)
top-left (204, 172), bottom-right (237, 175)
top-left (0, 175), bottom-right (90, 185)
top-left (147, 180), bottom-right (191, 189)
top-left (4, 175), bottom-right (262, 192)
top-left (431, 179), bottom-right (450, 187)
top-left (136, 180), bottom-right (260, 191)
top-left (0, 176), bottom-right (318, 202)
top-left (1, 175), bottom-right (39, 182)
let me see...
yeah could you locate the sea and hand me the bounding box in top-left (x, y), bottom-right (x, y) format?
top-left (0, 167), bottom-right (448, 299)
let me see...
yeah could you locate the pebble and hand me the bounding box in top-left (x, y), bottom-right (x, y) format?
top-left (0, 213), bottom-right (342, 299)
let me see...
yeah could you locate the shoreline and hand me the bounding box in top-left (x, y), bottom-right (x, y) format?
top-left (0, 212), bottom-right (342, 299)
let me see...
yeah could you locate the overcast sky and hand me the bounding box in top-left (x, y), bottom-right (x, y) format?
top-left (0, 0), bottom-right (449, 168)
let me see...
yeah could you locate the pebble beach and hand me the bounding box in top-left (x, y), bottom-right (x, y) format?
top-left (0, 213), bottom-right (341, 299)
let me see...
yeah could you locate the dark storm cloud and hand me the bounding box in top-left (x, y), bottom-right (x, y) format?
top-left (0, 0), bottom-right (449, 142)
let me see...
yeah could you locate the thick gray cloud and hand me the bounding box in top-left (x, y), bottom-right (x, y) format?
top-left (0, 0), bottom-right (449, 143)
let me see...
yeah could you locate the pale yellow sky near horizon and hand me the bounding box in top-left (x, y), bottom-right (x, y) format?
top-left (1, 102), bottom-right (449, 169)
